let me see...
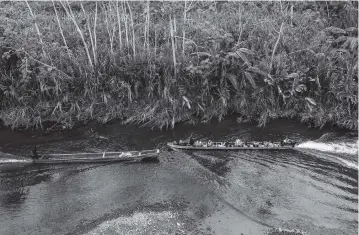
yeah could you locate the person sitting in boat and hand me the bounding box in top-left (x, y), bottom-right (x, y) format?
top-left (189, 136), bottom-right (195, 146)
top-left (266, 141), bottom-right (274, 147)
top-left (284, 138), bottom-right (296, 147)
top-left (281, 138), bottom-right (295, 147)
top-left (218, 142), bottom-right (225, 147)
top-left (253, 141), bottom-right (259, 147)
top-left (234, 139), bottom-right (243, 147)
top-left (208, 140), bottom-right (213, 147)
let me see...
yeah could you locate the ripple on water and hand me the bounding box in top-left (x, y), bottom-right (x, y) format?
top-left (85, 211), bottom-right (186, 235)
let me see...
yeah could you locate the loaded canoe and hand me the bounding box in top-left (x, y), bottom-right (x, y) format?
top-left (33, 149), bottom-right (160, 164)
top-left (167, 142), bottom-right (295, 151)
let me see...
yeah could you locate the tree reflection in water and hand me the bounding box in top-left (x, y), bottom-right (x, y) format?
top-left (0, 165), bottom-right (52, 212)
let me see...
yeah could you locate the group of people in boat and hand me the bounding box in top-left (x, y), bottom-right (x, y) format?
top-left (174, 137), bottom-right (296, 148)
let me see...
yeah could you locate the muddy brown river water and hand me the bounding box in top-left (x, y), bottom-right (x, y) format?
top-left (0, 118), bottom-right (357, 235)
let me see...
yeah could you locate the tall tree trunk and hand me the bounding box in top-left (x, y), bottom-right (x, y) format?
top-left (53, 0), bottom-right (71, 57)
top-left (25, 0), bottom-right (47, 58)
top-left (81, 3), bottom-right (97, 66)
top-left (182, 1), bottom-right (187, 56)
top-left (61, 1), bottom-right (94, 70)
top-left (169, 15), bottom-right (177, 78)
top-left (116, 1), bottom-right (123, 50)
top-left (126, 1), bottom-right (136, 58)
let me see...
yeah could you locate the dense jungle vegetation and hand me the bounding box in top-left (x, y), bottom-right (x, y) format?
top-left (0, 1), bottom-right (357, 130)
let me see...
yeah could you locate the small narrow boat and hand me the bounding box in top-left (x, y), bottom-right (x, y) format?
top-left (167, 140), bottom-right (297, 151)
top-left (33, 149), bottom-right (160, 164)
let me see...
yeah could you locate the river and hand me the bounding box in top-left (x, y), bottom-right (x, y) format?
top-left (0, 118), bottom-right (357, 235)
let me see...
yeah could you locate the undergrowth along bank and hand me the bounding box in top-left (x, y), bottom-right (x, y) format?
top-left (0, 1), bottom-right (357, 130)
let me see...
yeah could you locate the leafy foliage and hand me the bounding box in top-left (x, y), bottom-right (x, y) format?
top-left (0, 1), bottom-right (357, 130)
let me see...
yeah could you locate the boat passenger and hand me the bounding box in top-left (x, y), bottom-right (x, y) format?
top-left (245, 141), bottom-right (253, 147)
top-left (30, 146), bottom-right (39, 160)
top-left (208, 140), bottom-right (213, 147)
top-left (234, 139), bottom-right (243, 147)
top-left (179, 139), bottom-right (184, 145)
top-left (282, 138), bottom-right (291, 146)
top-left (282, 138), bottom-right (291, 145)
top-left (189, 136), bottom-right (195, 146)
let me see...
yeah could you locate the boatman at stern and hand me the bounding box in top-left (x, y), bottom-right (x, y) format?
top-left (30, 146), bottom-right (40, 159)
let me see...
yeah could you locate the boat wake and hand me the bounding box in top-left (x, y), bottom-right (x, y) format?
top-left (296, 140), bottom-right (358, 155)
top-left (336, 158), bottom-right (358, 169)
top-left (0, 151), bottom-right (32, 164)
top-left (296, 140), bottom-right (358, 169)
top-left (85, 211), bottom-right (184, 235)
top-left (0, 158), bottom-right (31, 163)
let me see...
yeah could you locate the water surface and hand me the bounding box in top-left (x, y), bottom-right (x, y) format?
top-left (0, 118), bottom-right (357, 235)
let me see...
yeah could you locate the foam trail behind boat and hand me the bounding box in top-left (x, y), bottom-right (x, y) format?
top-left (336, 158), bottom-right (358, 169)
top-left (296, 140), bottom-right (358, 155)
top-left (296, 140), bottom-right (358, 169)
top-left (0, 151), bottom-right (33, 164)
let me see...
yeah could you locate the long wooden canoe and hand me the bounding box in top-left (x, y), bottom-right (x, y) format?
top-left (167, 142), bottom-right (295, 151)
top-left (33, 149), bottom-right (160, 164)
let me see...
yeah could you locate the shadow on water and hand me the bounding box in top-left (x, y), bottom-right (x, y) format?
top-left (185, 151), bottom-right (234, 177)
top-left (0, 159), bottom-right (159, 213)
top-left (0, 172), bottom-right (30, 212)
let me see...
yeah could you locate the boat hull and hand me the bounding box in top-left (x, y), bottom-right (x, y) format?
top-left (33, 149), bottom-right (160, 164)
top-left (167, 143), bottom-right (294, 151)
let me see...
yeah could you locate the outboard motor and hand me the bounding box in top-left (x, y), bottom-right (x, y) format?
top-left (282, 138), bottom-right (296, 147)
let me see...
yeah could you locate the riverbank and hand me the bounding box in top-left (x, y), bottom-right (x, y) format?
top-left (0, 2), bottom-right (357, 130)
